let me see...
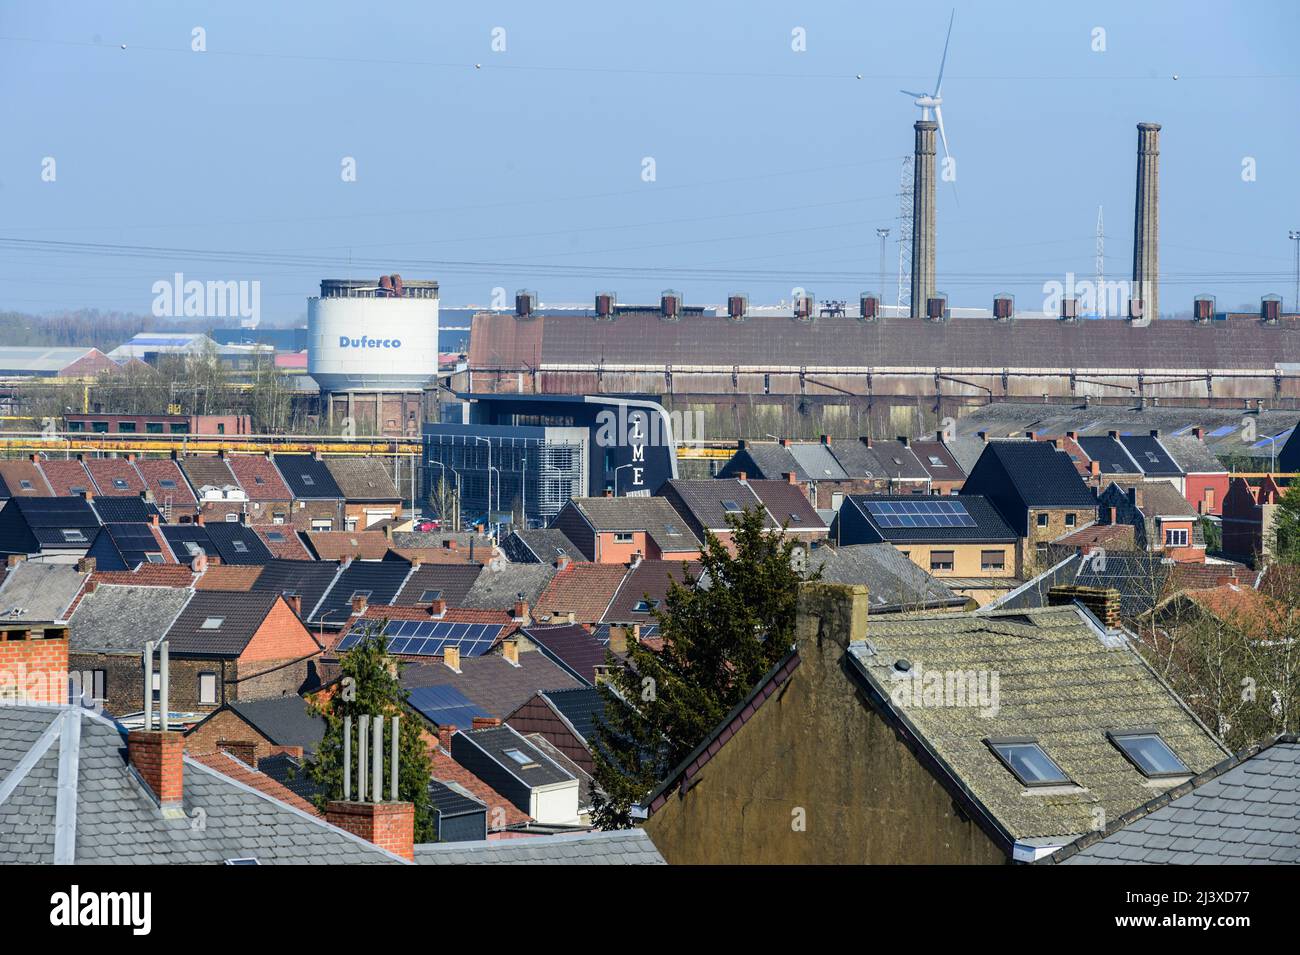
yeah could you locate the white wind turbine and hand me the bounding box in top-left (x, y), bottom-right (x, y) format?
top-left (901, 10), bottom-right (956, 178)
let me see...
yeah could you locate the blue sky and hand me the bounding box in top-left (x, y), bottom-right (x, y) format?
top-left (1, 0), bottom-right (1297, 320)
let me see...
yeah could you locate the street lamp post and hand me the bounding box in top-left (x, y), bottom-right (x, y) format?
top-left (1290, 230), bottom-right (1300, 315)
top-left (613, 462), bottom-right (637, 496)
top-left (473, 436), bottom-right (494, 525)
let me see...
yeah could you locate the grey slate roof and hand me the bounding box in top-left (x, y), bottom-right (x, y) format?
top-left (1161, 434), bottom-right (1227, 475)
top-left (568, 496), bottom-right (702, 552)
top-left (0, 562), bottom-right (87, 622)
top-left (0, 704), bottom-right (403, 864)
top-left (249, 559), bottom-right (342, 620)
top-left (989, 551), bottom-right (1175, 621)
top-left (69, 584), bottom-right (194, 652)
top-left (965, 440), bottom-right (1098, 508)
top-left (454, 724), bottom-right (574, 787)
top-left (808, 543), bottom-right (966, 613)
top-left (413, 827), bottom-right (664, 864)
top-left (395, 564), bottom-right (484, 607)
top-left (786, 442), bottom-right (848, 480)
top-left (401, 650), bottom-right (581, 718)
top-left (661, 479), bottom-right (775, 531)
top-left (1052, 737), bottom-right (1300, 865)
top-left (322, 457), bottom-right (401, 502)
top-left (501, 528), bottom-right (583, 564)
top-left (460, 561), bottom-right (558, 610)
top-left (229, 696), bottom-right (325, 756)
top-left (273, 454), bottom-right (343, 499)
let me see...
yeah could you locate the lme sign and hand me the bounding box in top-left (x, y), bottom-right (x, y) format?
top-left (338, 336), bottom-right (402, 348)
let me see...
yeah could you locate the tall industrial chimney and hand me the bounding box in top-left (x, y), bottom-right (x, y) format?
top-left (910, 120), bottom-right (938, 318)
top-left (1130, 122), bottom-right (1161, 322)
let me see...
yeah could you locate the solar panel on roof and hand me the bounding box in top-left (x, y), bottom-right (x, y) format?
top-left (864, 499), bottom-right (976, 528)
top-left (1208, 425), bottom-right (1236, 438)
top-left (338, 620), bottom-right (504, 657)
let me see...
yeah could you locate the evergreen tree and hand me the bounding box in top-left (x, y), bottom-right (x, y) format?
top-left (590, 506), bottom-right (817, 828)
top-left (306, 627), bottom-right (436, 842)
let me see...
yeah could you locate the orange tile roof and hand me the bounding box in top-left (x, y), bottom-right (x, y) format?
top-left (304, 531), bottom-right (391, 561)
top-left (1184, 585), bottom-right (1294, 638)
top-left (195, 564), bottom-right (265, 591)
top-left (191, 751), bottom-right (321, 816)
top-left (533, 562), bottom-right (629, 624)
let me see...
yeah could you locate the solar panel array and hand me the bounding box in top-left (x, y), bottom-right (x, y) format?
top-left (404, 684), bottom-right (489, 729)
top-left (864, 499), bottom-right (976, 528)
top-left (106, 523), bottom-right (165, 565)
top-left (337, 618), bottom-right (504, 657)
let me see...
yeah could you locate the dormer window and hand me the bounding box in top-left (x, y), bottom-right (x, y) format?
top-left (986, 737), bottom-right (1071, 787)
top-left (1108, 731), bottom-right (1189, 778)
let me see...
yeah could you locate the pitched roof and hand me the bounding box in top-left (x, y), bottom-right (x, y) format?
top-left (1052, 522), bottom-right (1137, 552)
top-left (203, 523), bottom-right (274, 565)
top-left (720, 442), bottom-right (802, 481)
top-left (460, 562), bottom-right (558, 611)
top-left (1161, 434), bottom-right (1227, 475)
top-left (1078, 435), bottom-right (1143, 475)
top-left (808, 543), bottom-right (966, 613)
top-left (253, 526), bottom-right (313, 560)
top-left (226, 455), bottom-right (292, 501)
top-left (229, 696), bottom-right (326, 756)
top-left (90, 521), bottom-right (174, 569)
top-left (847, 605), bottom-right (1229, 846)
top-left (312, 559), bottom-right (414, 624)
top-left (163, 590), bottom-right (285, 657)
top-left (249, 559), bottom-right (342, 621)
top-left (89, 495), bottom-right (162, 523)
top-left (662, 479), bottom-right (774, 531)
top-left (35, 459), bottom-right (93, 496)
top-left (1051, 736), bottom-right (1300, 865)
top-left (134, 458), bottom-right (199, 508)
top-left (191, 751), bottom-right (320, 816)
top-left (401, 649), bottom-right (581, 718)
top-left (395, 563), bottom-right (484, 607)
top-left (0, 461), bottom-right (52, 498)
top-left (304, 530), bottom-right (392, 561)
top-left (194, 563), bottom-right (265, 591)
top-left (786, 442), bottom-right (848, 480)
top-left (603, 559), bottom-right (699, 624)
top-left (413, 827), bottom-right (664, 864)
top-left (0, 704), bottom-right (402, 864)
top-left (966, 440), bottom-right (1098, 508)
top-left (745, 479), bottom-right (826, 532)
top-left (428, 744), bottom-right (529, 829)
top-left (842, 493), bottom-right (1017, 543)
top-left (1118, 434), bottom-right (1183, 478)
top-left (323, 457), bottom-right (401, 501)
top-left (454, 724), bottom-right (574, 788)
top-left (0, 497), bottom-right (101, 552)
top-left (520, 623), bottom-right (611, 686)
top-left (0, 562), bottom-right (87, 622)
top-left (535, 686), bottom-right (606, 747)
top-left (426, 778), bottom-right (486, 819)
top-left (567, 496), bottom-right (702, 553)
top-left (179, 454), bottom-right (239, 490)
top-left (911, 440), bottom-right (966, 481)
top-left (84, 458), bottom-right (147, 496)
top-left (533, 562), bottom-right (628, 624)
top-left (273, 454), bottom-right (343, 499)
top-left (849, 439), bottom-right (929, 481)
top-left (501, 528), bottom-right (584, 564)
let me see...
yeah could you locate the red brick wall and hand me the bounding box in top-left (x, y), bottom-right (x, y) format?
top-left (325, 801), bottom-right (414, 860)
top-left (184, 708), bottom-right (271, 758)
top-left (506, 695), bottom-right (593, 774)
top-left (241, 598), bottom-right (322, 663)
top-left (0, 631), bottom-right (69, 704)
top-left (128, 730), bottom-right (184, 804)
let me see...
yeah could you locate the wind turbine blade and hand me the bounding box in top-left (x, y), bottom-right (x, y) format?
top-left (900, 89), bottom-right (927, 98)
top-left (934, 9), bottom-right (955, 96)
top-left (934, 104), bottom-right (951, 159)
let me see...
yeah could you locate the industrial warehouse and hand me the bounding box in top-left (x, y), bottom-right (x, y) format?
top-left (0, 5), bottom-right (1297, 920)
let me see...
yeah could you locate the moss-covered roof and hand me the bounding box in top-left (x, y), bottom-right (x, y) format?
top-left (848, 604), bottom-right (1229, 842)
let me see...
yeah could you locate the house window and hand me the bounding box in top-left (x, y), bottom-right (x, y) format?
top-left (117, 422), bottom-right (136, 434)
top-left (1064, 513), bottom-right (1076, 527)
top-left (266, 531), bottom-right (285, 542)
top-left (198, 672), bottom-right (218, 705)
top-left (929, 550), bottom-right (954, 572)
top-left (201, 617), bottom-right (224, 629)
top-left (664, 523), bottom-right (681, 536)
top-left (18, 480), bottom-right (32, 490)
top-left (418, 589), bottom-right (443, 604)
top-left (301, 474), bottom-right (315, 486)
top-left (1164, 527), bottom-right (1189, 548)
top-left (1036, 513), bottom-right (1049, 528)
top-left (502, 748), bottom-right (538, 769)
top-left (159, 479), bottom-right (177, 489)
top-left (67, 421), bottom-right (84, 432)
top-left (311, 519), bottom-right (332, 532)
top-left (632, 598), bottom-right (660, 613)
top-left (146, 422), bottom-right (165, 434)
top-left (253, 475), bottom-right (265, 485)
top-left (345, 518), bottom-right (358, 532)
top-left (151, 670), bottom-right (161, 703)
top-left (987, 738), bottom-right (1071, 787)
top-left (1204, 488), bottom-right (1215, 510)
top-left (112, 478), bottom-right (129, 490)
top-left (613, 532), bottom-right (635, 543)
top-left (145, 553), bottom-right (164, 564)
top-left (70, 485), bottom-right (88, 495)
top-left (183, 541), bottom-right (204, 557)
top-left (231, 540), bottom-right (248, 553)
top-left (980, 550), bottom-right (1005, 572)
top-left (721, 500), bottom-right (742, 513)
top-left (61, 529), bottom-right (87, 543)
top-left (1108, 732), bottom-right (1190, 778)
top-left (272, 513), bottom-right (286, 524)
top-left (928, 456), bottom-right (945, 467)
top-left (91, 421), bottom-right (109, 433)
